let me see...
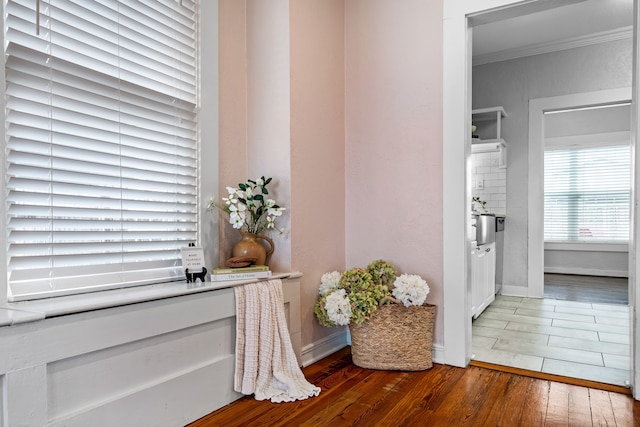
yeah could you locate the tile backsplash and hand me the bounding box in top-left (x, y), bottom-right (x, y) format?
top-left (471, 151), bottom-right (506, 215)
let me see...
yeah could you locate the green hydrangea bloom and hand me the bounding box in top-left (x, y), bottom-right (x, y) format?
top-left (366, 259), bottom-right (397, 288)
top-left (340, 267), bottom-right (391, 324)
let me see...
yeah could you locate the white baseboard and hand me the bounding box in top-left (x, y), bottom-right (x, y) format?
top-left (544, 266), bottom-right (628, 278)
top-left (431, 344), bottom-right (445, 365)
top-left (301, 330), bottom-right (349, 367)
top-left (500, 285), bottom-right (530, 298)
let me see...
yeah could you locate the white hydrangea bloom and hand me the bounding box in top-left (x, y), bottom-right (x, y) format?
top-left (324, 289), bottom-right (352, 326)
top-left (392, 274), bottom-right (430, 307)
top-left (318, 271), bottom-right (342, 295)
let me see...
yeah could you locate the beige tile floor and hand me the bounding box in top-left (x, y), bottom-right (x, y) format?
top-left (471, 295), bottom-right (630, 387)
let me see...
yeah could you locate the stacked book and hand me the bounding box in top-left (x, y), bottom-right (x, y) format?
top-left (210, 265), bottom-right (271, 282)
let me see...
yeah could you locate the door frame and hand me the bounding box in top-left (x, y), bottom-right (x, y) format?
top-left (528, 88), bottom-right (632, 299)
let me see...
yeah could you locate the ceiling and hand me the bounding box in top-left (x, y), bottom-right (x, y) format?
top-left (472, 0), bottom-right (634, 65)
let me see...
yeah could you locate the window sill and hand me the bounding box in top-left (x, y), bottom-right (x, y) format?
top-left (0, 272), bottom-right (301, 328)
top-left (544, 242), bottom-right (629, 252)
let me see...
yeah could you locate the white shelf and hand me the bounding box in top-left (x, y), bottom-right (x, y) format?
top-left (471, 139), bottom-right (505, 152)
top-left (471, 106), bottom-right (507, 168)
top-left (472, 106), bottom-right (507, 141)
top-left (472, 106), bottom-right (506, 121)
top-left (471, 140), bottom-right (507, 168)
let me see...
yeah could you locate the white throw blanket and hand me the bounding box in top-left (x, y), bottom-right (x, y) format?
top-left (234, 279), bottom-right (321, 402)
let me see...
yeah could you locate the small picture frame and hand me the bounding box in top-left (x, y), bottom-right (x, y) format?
top-left (181, 245), bottom-right (207, 283)
top-left (181, 245), bottom-right (205, 274)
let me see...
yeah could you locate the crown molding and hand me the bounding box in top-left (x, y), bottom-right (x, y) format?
top-left (473, 26), bottom-right (633, 66)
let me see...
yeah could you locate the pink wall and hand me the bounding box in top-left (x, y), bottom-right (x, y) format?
top-left (219, 0), bottom-right (445, 349)
top-left (345, 0), bottom-right (444, 343)
top-left (290, 0), bottom-right (346, 345)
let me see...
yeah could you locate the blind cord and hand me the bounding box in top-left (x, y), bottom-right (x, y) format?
top-left (35, 0), bottom-right (40, 35)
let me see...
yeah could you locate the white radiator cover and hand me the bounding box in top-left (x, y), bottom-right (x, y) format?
top-left (0, 276), bottom-right (302, 427)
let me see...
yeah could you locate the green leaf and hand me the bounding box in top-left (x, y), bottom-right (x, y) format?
top-left (264, 177), bottom-right (272, 185)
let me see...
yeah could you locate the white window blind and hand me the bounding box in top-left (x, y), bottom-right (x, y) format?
top-left (5, 0), bottom-right (199, 301)
top-left (544, 145), bottom-right (630, 243)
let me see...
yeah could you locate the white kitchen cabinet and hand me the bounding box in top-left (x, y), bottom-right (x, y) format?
top-left (471, 242), bottom-right (496, 319)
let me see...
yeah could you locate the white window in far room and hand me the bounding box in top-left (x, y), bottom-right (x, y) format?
top-left (544, 144), bottom-right (631, 243)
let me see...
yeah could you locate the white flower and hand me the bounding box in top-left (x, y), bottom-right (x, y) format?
top-left (231, 215), bottom-right (245, 229)
top-left (206, 198), bottom-right (216, 210)
top-left (265, 198), bottom-right (276, 208)
top-left (319, 271), bottom-right (342, 295)
top-left (256, 177), bottom-right (264, 187)
top-left (266, 216), bottom-right (275, 229)
top-left (324, 289), bottom-right (352, 326)
top-left (392, 274), bottom-right (430, 307)
top-left (267, 206), bottom-right (285, 217)
top-left (229, 204), bottom-right (246, 229)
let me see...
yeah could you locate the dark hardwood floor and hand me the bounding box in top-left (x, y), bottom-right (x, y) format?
top-left (188, 347), bottom-right (640, 427)
top-left (544, 273), bottom-right (628, 305)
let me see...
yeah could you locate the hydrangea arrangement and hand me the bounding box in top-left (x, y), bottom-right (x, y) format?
top-left (314, 265), bottom-right (390, 327)
top-left (207, 176), bottom-right (286, 235)
top-left (314, 260), bottom-right (431, 328)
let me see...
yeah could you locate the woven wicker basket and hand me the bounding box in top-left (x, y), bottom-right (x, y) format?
top-left (349, 303), bottom-right (436, 371)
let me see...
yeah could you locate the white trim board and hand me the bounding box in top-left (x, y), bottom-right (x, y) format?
top-left (301, 330), bottom-right (349, 367)
top-left (544, 266), bottom-right (629, 278)
top-left (474, 26), bottom-right (633, 66)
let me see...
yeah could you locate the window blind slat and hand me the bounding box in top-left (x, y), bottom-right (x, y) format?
top-left (6, 0), bottom-right (199, 301)
top-left (544, 145), bottom-right (630, 242)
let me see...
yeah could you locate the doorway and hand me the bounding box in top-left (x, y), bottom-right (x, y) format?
top-left (441, 0), bottom-right (639, 398)
top-left (472, 94), bottom-right (633, 387)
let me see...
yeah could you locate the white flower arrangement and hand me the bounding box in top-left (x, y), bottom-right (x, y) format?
top-left (392, 274), bottom-right (430, 307)
top-left (318, 271), bottom-right (341, 296)
top-left (207, 176), bottom-right (286, 235)
top-left (323, 289), bottom-right (352, 326)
